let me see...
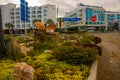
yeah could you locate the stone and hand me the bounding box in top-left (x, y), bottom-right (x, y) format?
top-left (19, 44), bottom-right (27, 56)
top-left (27, 46), bottom-right (33, 52)
top-left (44, 50), bottom-right (53, 53)
top-left (13, 62), bottom-right (35, 80)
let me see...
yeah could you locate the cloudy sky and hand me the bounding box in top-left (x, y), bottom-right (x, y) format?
top-left (0, 0), bottom-right (120, 16)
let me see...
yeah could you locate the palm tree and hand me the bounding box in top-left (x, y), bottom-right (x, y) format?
top-left (5, 22), bottom-right (14, 35)
top-left (57, 17), bottom-right (63, 29)
top-left (46, 19), bottom-right (54, 26)
top-left (32, 19), bottom-right (41, 26)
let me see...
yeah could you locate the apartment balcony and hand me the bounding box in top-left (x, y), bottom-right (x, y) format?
top-left (11, 17), bottom-right (15, 19)
top-left (37, 11), bottom-right (41, 14)
top-left (11, 9), bottom-right (14, 12)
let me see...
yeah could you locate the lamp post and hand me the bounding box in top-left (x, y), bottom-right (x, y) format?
top-left (0, 7), bottom-right (5, 58)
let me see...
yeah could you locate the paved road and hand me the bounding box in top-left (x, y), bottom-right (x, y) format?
top-left (96, 33), bottom-right (120, 80)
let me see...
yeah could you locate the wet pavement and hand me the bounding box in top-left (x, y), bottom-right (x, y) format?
top-left (96, 33), bottom-right (120, 80)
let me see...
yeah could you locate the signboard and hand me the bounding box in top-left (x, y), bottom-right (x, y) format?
top-left (62, 18), bottom-right (81, 21)
top-left (91, 15), bottom-right (97, 22)
top-left (20, 0), bottom-right (28, 21)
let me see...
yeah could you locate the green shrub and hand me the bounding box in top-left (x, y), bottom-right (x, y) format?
top-left (52, 45), bottom-right (98, 65)
top-left (77, 33), bottom-right (95, 45)
top-left (0, 60), bottom-right (14, 80)
top-left (20, 53), bottom-right (90, 80)
top-left (67, 27), bottom-right (78, 32)
top-left (29, 39), bottom-right (59, 56)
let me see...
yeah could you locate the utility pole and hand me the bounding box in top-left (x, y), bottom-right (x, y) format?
top-left (0, 7), bottom-right (5, 58)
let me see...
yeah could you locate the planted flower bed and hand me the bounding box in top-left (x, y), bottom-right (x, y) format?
top-left (0, 33), bottom-right (101, 80)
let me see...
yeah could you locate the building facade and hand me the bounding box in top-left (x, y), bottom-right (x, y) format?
top-left (106, 11), bottom-right (120, 31)
top-left (0, 3), bottom-right (16, 30)
top-left (65, 3), bottom-right (120, 31)
top-left (1, 3), bottom-right (56, 31)
top-left (10, 4), bottom-right (56, 30)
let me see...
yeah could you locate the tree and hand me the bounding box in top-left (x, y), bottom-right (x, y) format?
top-left (5, 22), bottom-right (14, 35)
top-left (32, 19), bottom-right (41, 25)
top-left (57, 17), bottom-right (63, 29)
top-left (46, 19), bottom-right (54, 25)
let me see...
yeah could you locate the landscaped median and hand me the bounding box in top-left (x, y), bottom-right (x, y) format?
top-left (0, 33), bottom-right (101, 80)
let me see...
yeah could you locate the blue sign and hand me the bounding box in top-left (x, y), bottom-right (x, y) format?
top-left (20, 0), bottom-right (24, 3)
top-left (62, 18), bottom-right (81, 21)
top-left (20, 0), bottom-right (28, 21)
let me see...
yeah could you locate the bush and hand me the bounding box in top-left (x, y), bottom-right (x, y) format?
top-left (77, 33), bottom-right (95, 45)
top-left (52, 45), bottom-right (98, 65)
top-left (23, 53), bottom-right (90, 80)
top-left (29, 39), bottom-right (58, 56)
top-left (67, 27), bottom-right (78, 32)
top-left (0, 60), bottom-right (14, 80)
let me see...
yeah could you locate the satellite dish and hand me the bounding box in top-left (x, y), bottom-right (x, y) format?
top-left (34, 22), bottom-right (45, 31)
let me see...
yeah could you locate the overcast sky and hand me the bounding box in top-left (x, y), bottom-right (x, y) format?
top-left (0, 0), bottom-right (120, 16)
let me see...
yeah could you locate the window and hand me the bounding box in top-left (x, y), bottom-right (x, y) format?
top-left (44, 10), bottom-right (47, 13)
top-left (44, 14), bottom-right (47, 16)
top-left (32, 7), bottom-right (36, 10)
top-left (39, 7), bottom-right (41, 9)
top-left (79, 9), bottom-right (82, 12)
top-left (37, 11), bottom-right (41, 14)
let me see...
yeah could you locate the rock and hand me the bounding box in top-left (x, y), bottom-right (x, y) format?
top-left (19, 43), bottom-right (27, 56)
top-left (44, 50), bottom-right (53, 53)
top-left (26, 41), bottom-right (37, 47)
top-left (27, 46), bottom-right (33, 52)
top-left (13, 62), bottom-right (35, 80)
top-left (61, 37), bottom-right (66, 40)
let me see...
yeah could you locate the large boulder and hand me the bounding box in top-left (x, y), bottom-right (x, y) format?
top-left (13, 62), bottom-right (35, 80)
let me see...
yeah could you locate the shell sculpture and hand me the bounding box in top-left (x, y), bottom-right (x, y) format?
top-left (45, 24), bottom-right (56, 33)
top-left (34, 22), bottom-right (45, 31)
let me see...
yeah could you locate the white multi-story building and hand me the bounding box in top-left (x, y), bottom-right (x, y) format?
top-left (10, 4), bottom-right (56, 30)
top-left (106, 11), bottom-right (120, 30)
top-left (65, 3), bottom-right (106, 29)
top-left (65, 3), bottom-right (120, 31)
top-left (0, 3), bottom-right (57, 30)
top-left (0, 3), bottom-right (16, 29)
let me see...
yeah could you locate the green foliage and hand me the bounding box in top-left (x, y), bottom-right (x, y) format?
top-left (0, 60), bottom-right (14, 80)
top-left (5, 23), bottom-right (14, 29)
top-left (67, 27), bottom-right (78, 32)
top-left (45, 19), bottom-right (54, 25)
top-left (1, 33), bottom-right (99, 80)
top-left (29, 38), bottom-right (59, 56)
top-left (57, 17), bottom-right (63, 28)
top-left (5, 22), bottom-right (14, 35)
top-left (32, 19), bottom-right (41, 27)
top-left (62, 41), bottom-right (77, 46)
top-left (52, 45), bottom-right (98, 65)
top-left (4, 36), bottom-right (11, 42)
top-left (4, 36), bottom-right (26, 61)
top-left (21, 53), bottom-right (90, 80)
top-left (77, 33), bottom-right (95, 45)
